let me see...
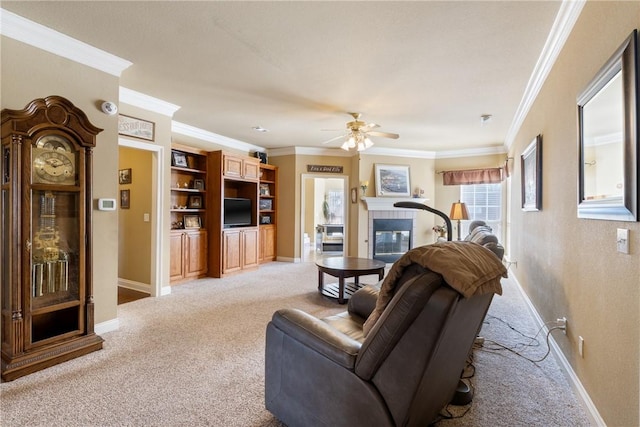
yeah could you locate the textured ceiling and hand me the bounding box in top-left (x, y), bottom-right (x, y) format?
top-left (2, 1), bottom-right (562, 154)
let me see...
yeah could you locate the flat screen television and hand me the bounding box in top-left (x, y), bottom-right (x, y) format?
top-left (223, 197), bottom-right (252, 227)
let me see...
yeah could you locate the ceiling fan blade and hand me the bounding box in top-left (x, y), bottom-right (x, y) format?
top-left (367, 131), bottom-right (399, 139)
top-left (321, 134), bottom-right (347, 144)
top-left (362, 123), bottom-right (380, 130)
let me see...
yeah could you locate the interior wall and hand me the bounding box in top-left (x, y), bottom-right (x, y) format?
top-left (1, 36), bottom-right (120, 324)
top-left (508, 2), bottom-right (640, 425)
top-left (270, 153), bottom-right (352, 261)
top-left (118, 147), bottom-right (152, 285)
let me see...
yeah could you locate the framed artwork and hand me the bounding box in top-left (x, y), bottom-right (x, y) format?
top-left (118, 168), bottom-right (132, 185)
top-left (120, 189), bottom-right (130, 209)
top-left (375, 164), bottom-right (411, 197)
top-left (118, 114), bottom-right (155, 141)
top-left (259, 199), bottom-right (272, 210)
top-left (193, 178), bottom-right (205, 190)
top-left (171, 151), bottom-right (188, 168)
top-left (521, 134), bottom-right (542, 211)
top-left (188, 195), bottom-right (203, 209)
top-left (259, 184), bottom-right (270, 196)
top-left (184, 215), bottom-right (201, 229)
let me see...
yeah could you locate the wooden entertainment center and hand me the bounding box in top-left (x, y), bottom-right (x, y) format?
top-left (170, 146), bottom-right (277, 282)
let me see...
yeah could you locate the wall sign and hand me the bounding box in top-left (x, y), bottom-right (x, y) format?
top-left (118, 114), bottom-right (155, 141)
top-left (307, 165), bottom-right (343, 173)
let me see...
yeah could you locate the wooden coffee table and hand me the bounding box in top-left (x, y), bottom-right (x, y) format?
top-left (316, 257), bottom-right (386, 304)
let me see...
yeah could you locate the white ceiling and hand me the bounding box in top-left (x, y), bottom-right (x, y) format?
top-left (2, 1), bottom-right (564, 155)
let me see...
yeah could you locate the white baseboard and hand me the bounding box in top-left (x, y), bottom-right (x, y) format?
top-left (509, 273), bottom-right (605, 427)
top-left (95, 317), bottom-right (119, 335)
top-left (117, 278), bottom-right (151, 293)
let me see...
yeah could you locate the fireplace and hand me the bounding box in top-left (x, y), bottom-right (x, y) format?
top-left (363, 197), bottom-right (424, 264)
top-left (372, 219), bottom-right (413, 263)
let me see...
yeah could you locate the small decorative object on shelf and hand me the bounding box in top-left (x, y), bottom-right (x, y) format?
top-left (413, 187), bottom-right (425, 198)
top-left (193, 179), bottom-right (205, 190)
top-left (360, 180), bottom-right (368, 195)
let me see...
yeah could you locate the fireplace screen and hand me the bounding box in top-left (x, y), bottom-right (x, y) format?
top-left (372, 219), bottom-right (412, 263)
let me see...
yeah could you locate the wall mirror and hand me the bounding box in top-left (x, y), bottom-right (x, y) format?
top-left (578, 30), bottom-right (638, 221)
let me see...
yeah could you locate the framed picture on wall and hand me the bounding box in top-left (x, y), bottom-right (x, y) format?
top-left (375, 164), bottom-right (411, 197)
top-left (120, 189), bottom-right (130, 209)
top-left (521, 134), bottom-right (542, 211)
top-left (118, 168), bottom-right (132, 185)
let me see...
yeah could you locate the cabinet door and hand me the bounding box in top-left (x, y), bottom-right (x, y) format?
top-left (169, 232), bottom-right (186, 282)
top-left (185, 230), bottom-right (208, 277)
top-left (242, 228), bottom-right (259, 269)
top-left (260, 225), bottom-right (276, 262)
top-left (243, 159), bottom-right (260, 180)
top-left (222, 230), bottom-right (242, 274)
top-left (223, 155), bottom-right (243, 178)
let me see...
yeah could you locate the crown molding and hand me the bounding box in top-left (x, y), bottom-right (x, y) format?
top-left (436, 145), bottom-right (507, 159)
top-left (0, 8), bottom-right (132, 77)
top-left (172, 121), bottom-right (263, 152)
top-left (504, 0), bottom-right (586, 149)
top-left (364, 146), bottom-right (436, 159)
top-left (119, 87), bottom-right (181, 117)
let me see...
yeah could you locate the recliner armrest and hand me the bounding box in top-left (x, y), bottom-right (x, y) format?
top-left (271, 308), bottom-right (361, 370)
top-left (348, 284), bottom-right (380, 319)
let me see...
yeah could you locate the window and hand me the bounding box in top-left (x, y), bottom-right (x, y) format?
top-left (460, 183), bottom-right (502, 237)
top-left (326, 191), bottom-right (344, 225)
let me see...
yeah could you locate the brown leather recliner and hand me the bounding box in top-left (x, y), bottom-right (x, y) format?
top-left (265, 258), bottom-right (500, 427)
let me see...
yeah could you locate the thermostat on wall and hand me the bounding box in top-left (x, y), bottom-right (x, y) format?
top-left (98, 198), bottom-right (117, 211)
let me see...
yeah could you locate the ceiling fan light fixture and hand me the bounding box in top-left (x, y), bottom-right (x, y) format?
top-left (347, 135), bottom-right (356, 148)
top-left (341, 141), bottom-right (351, 151)
top-left (357, 141), bottom-right (366, 151)
top-left (364, 137), bottom-right (373, 148)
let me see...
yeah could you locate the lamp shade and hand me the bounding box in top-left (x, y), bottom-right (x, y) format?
top-left (449, 201), bottom-right (469, 221)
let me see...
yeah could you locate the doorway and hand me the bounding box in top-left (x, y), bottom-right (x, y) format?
top-left (117, 138), bottom-right (166, 298)
top-left (300, 175), bottom-right (348, 263)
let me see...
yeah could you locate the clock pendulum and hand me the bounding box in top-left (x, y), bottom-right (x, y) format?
top-left (32, 191), bottom-right (69, 296)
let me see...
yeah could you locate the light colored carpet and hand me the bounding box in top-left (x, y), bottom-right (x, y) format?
top-left (0, 261), bottom-right (592, 426)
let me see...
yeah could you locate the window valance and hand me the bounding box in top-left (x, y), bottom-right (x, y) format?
top-left (441, 167), bottom-right (505, 185)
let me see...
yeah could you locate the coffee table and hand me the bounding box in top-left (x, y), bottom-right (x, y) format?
top-left (316, 257), bottom-right (386, 304)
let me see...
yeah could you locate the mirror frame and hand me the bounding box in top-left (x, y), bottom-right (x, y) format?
top-left (577, 30), bottom-right (638, 221)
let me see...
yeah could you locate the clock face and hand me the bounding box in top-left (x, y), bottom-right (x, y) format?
top-left (33, 134), bottom-right (77, 185)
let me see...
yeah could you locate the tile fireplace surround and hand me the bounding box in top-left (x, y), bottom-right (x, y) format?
top-left (362, 198), bottom-right (428, 261)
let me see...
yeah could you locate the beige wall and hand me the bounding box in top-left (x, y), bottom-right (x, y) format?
top-left (508, 2), bottom-right (640, 425)
top-left (118, 147), bottom-right (152, 284)
top-left (1, 36), bottom-right (120, 324)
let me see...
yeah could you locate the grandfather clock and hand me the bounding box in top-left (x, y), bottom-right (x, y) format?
top-left (1, 96), bottom-right (104, 381)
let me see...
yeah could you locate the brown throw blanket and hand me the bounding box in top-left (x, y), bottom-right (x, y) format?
top-left (363, 241), bottom-right (508, 336)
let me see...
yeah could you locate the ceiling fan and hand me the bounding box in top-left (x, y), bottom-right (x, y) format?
top-left (322, 112), bottom-right (399, 151)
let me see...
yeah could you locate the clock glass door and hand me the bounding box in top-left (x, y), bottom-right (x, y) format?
top-left (29, 189), bottom-right (83, 344)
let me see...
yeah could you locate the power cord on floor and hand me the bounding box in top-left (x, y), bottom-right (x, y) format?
top-left (478, 315), bottom-right (566, 363)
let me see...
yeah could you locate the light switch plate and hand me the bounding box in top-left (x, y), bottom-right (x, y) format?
top-left (617, 228), bottom-right (629, 254)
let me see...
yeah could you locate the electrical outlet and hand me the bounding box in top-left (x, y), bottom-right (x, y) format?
top-left (556, 317), bottom-right (567, 334)
top-left (617, 228), bottom-right (629, 254)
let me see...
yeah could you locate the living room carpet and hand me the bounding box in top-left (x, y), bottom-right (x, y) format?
top-left (0, 261), bottom-right (591, 426)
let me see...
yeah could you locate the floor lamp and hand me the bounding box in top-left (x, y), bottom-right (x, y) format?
top-left (449, 201), bottom-right (469, 241)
